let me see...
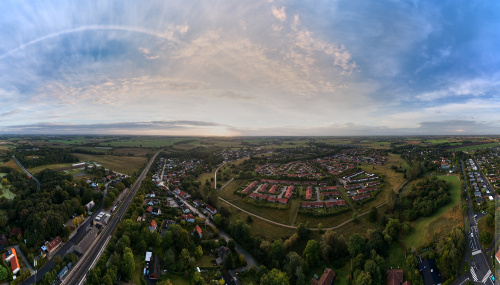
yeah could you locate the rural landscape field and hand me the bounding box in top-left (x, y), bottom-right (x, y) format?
top-left (0, 135), bottom-right (499, 285)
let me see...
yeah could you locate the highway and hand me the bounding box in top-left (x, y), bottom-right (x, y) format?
top-left (61, 151), bottom-right (161, 285)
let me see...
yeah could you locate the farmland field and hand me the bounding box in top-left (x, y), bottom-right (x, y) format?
top-left (73, 153), bottom-right (147, 175)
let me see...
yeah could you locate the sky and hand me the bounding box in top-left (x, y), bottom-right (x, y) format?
top-left (0, 0), bottom-right (499, 136)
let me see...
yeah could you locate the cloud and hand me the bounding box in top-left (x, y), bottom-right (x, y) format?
top-left (0, 109), bottom-right (22, 117)
top-left (138, 47), bottom-right (159, 60)
top-left (271, 6), bottom-right (286, 21)
top-left (415, 74), bottom-right (500, 101)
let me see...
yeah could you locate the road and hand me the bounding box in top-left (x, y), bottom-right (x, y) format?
top-left (452, 160), bottom-right (494, 285)
top-left (172, 192), bottom-right (258, 270)
top-left (12, 155), bottom-right (41, 190)
top-left (214, 161), bottom-right (226, 189)
top-left (218, 197), bottom-right (386, 230)
top-left (61, 150), bottom-right (161, 285)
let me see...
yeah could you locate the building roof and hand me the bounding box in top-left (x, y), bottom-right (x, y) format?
top-left (496, 249), bottom-right (500, 264)
top-left (193, 225), bottom-right (203, 237)
top-left (46, 236), bottom-right (62, 252)
top-left (312, 268), bottom-right (336, 285)
top-left (387, 269), bottom-right (404, 285)
top-left (149, 220), bottom-right (157, 229)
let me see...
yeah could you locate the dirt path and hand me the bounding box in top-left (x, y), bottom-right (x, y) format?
top-left (219, 197), bottom-right (386, 230)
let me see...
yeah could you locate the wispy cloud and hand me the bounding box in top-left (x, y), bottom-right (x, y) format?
top-left (271, 6), bottom-right (287, 21)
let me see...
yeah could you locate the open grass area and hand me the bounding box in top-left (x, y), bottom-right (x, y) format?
top-left (0, 186), bottom-right (16, 199)
top-left (403, 175), bottom-right (463, 249)
top-left (230, 209), bottom-right (296, 241)
top-left (98, 137), bottom-right (192, 148)
top-left (1, 159), bottom-right (22, 172)
top-left (386, 243), bottom-right (407, 269)
top-left (73, 153), bottom-right (147, 175)
top-left (27, 163), bottom-right (76, 174)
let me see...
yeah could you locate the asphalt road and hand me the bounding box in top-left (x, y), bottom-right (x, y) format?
top-left (61, 151), bottom-right (161, 285)
top-left (171, 191), bottom-right (258, 270)
top-left (453, 160), bottom-right (494, 285)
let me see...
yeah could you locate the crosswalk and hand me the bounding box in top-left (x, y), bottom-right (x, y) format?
top-left (471, 268), bottom-right (478, 282)
top-left (482, 269), bottom-right (491, 284)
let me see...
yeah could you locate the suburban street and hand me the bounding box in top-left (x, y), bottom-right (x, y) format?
top-left (171, 191), bottom-right (258, 270)
top-left (453, 160), bottom-right (494, 285)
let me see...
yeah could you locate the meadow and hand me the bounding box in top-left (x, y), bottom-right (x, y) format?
top-left (73, 153), bottom-right (148, 175)
top-left (402, 175), bottom-right (463, 249)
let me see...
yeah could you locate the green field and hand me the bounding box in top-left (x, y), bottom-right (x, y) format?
top-left (73, 153), bottom-right (147, 175)
top-left (0, 186), bottom-right (16, 200)
top-left (403, 175), bottom-right (463, 249)
top-left (98, 137), bottom-right (191, 148)
top-left (27, 163), bottom-right (77, 174)
top-left (452, 142), bottom-right (500, 151)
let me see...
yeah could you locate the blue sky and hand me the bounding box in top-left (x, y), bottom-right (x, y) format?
top-left (0, 0), bottom-right (499, 135)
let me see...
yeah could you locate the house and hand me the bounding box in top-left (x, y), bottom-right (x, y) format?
top-left (352, 193), bottom-right (370, 201)
top-left (285, 185), bottom-right (294, 199)
top-left (387, 269), bottom-right (404, 285)
top-left (193, 225), bottom-right (203, 238)
top-left (193, 199), bottom-right (204, 207)
top-left (146, 206), bottom-right (153, 213)
top-left (152, 207), bottom-right (161, 215)
top-left (216, 246), bottom-right (231, 265)
top-left (182, 205), bottom-right (190, 214)
top-left (305, 186), bottom-right (313, 200)
top-left (9, 228), bottom-right (22, 239)
top-left (325, 200), bottom-right (346, 207)
top-left (496, 248), bottom-right (500, 264)
top-left (180, 214), bottom-right (195, 223)
top-left (85, 200), bottom-right (95, 211)
top-left (149, 220), bottom-right (158, 231)
top-left (311, 268), bottom-right (335, 285)
top-left (206, 205), bottom-right (217, 215)
top-left (2, 248), bottom-right (20, 274)
top-left (418, 259), bottom-right (442, 285)
top-left (268, 184), bottom-right (278, 194)
top-left (46, 236), bottom-right (62, 253)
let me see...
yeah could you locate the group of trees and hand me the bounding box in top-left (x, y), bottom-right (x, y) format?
top-left (14, 147), bottom-right (79, 168)
top-left (0, 168), bottom-right (103, 248)
top-left (397, 177), bottom-right (451, 221)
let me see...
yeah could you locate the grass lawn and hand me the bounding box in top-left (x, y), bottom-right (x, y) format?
top-left (73, 153), bottom-right (147, 175)
top-left (403, 175), bottom-right (463, 249)
top-left (230, 207), bottom-right (296, 241)
top-left (196, 254), bottom-right (215, 267)
top-left (198, 170), bottom-right (215, 190)
top-left (386, 243), bottom-right (407, 269)
top-left (0, 186), bottom-right (16, 199)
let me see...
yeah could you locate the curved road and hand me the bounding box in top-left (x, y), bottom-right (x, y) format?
top-left (218, 197), bottom-right (386, 230)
